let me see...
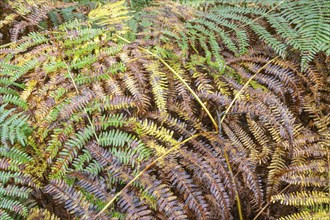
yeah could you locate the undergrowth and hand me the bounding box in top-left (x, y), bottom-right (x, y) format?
top-left (0, 0), bottom-right (329, 219)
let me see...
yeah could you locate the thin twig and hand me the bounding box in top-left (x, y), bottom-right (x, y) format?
top-left (253, 185), bottom-right (291, 220)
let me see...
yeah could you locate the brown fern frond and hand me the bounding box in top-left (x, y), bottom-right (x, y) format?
top-left (59, 89), bottom-right (94, 121)
top-left (118, 191), bottom-right (155, 220)
top-left (84, 141), bottom-right (116, 167)
top-left (44, 180), bottom-right (93, 219)
top-left (106, 77), bottom-right (124, 96)
top-left (1, 0), bottom-right (78, 42)
top-left (140, 173), bottom-right (188, 220)
top-left (69, 171), bottom-right (112, 200)
top-left (181, 149), bottom-right (231, 220)
top-left (163, 163), bottom-right (210, 220)
top-left (121, 71), bottom-right (150, 113)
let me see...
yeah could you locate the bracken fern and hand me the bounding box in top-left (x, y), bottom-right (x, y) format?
top-left (0, 0), bottom-right (329, 219)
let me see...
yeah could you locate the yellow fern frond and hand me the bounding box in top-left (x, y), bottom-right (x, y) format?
top-left (278, 209), bottom-right (330, 220)
top-left (88, 0), bottom-right (130, 34)
top-left (136, 119), bottom-right (177, 145)
top-left (271, 191), bottom-right (329, 206)
top-left (0, 14), bottom-right (18, 29)
top-left (20, 80), bottom-right (37, 101)
top-left (28, 207), bottom-right (61, 220)
top-left (146, 140), bottom-right (167, 157)
top-left (146, 61), bottom-right (168, 113)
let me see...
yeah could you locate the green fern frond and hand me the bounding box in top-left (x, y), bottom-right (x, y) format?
top-left (0, 105), bottom-right (31, 146)
top-left (0, 197), bottom-right (29, 218)
top-left (99, 130), bottom-right (133, 147)
top-left (279, 0), bottom-right (330, 68)
top-left (0, 143), bottom-right (35, 220)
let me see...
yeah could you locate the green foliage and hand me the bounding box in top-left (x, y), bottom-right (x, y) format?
top-left (0, 0), bottom-right (98, 43)
top-left (127, 0), bottom-right (154, 10)
top-left (0, 144), bottom-right (36, 219)
top-left (0, 105), bottom-right (31, 146)
top-left (134, 0), bottom-right (329, 69)
top-left (278, 0), bottom-right (330, 67)
top-left (0, 0), bottom-right (329, 219)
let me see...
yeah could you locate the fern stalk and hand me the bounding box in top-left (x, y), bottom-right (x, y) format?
top-left (253, 185), bottom-right (291, 220)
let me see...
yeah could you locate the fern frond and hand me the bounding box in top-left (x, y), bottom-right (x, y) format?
top-left (146, 61), bottom-right (169, 113)
top-left (164, 163), bottom-right (210, 219)
top-left (45, 180), bottom-right (94, 219)
top-left (0, 105), bottom-right (31, 146)
top-left (88, 0), bottom-right (130, 34)
top-left (276, 208), bottom-right (330, 220)
top-left (279, 0), bottom-right (330, 68)
top-left (141, 173), bottom-right (188, 220)
top-left (181, 149), bottom-right (231, 219)
top-left (27, 207), bottom-right (61, 220)
top-left (69, 171), bottom-right (111, 201)
top-left (271, 191), bottom-right (329, 207)
top-left (0, 144), bottom-right (35, 219)
top-left (118, 191), bottom-right (154, 219)
top-left (121, 72), bottom-right (150, 112)
top-left (0, 197), bottom-right (28, 217)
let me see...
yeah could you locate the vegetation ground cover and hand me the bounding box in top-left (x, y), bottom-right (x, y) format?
top-left (0, 0), bottom-right (329, 219)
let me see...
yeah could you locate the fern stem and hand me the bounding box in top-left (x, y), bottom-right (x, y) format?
top-left (327, 148), bottom-right (330, 206)
top-left (253, 184), bottom-right (290, 220)
top-left (115, 34), bottom-right (219, 131)
top-left (225, 149), bottom-right (244, 220)
top-left (95, 131), bottom-right (217, 218)
top-left (63, 62), bottom-right (99, 143)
